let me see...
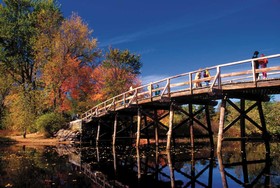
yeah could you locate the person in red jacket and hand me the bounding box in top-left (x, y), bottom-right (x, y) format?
top-left (259, 54), bottom-right (268, 79)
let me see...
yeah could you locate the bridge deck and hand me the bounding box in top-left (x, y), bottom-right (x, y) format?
top-left (73, 54), bottom-right (280, 123)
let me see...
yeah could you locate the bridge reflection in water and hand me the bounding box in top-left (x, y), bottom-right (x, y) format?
top-left (56, 139), bottom-right (273, 187)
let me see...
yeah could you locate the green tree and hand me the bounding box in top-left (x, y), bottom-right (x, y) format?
top-left (263, 100), bottom-right (280, 135)
top-left (0, 64), bottom-right (12, 128)
top-left (95, 47), bottom-right (142, 98)
top-left (0, 0), bottom-right (62, 131)
top-left (0, 0), bottom-right (36, 89)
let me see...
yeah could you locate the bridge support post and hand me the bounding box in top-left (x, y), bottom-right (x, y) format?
top-left (205, 104), bottom-right (214, 148)
top-left (112, 113), bottom-right (118, 146)
top-left (217, 97), bottom-right (227, 154)
top-left (166, 149), bottom-right (175, 188)
top-left (167, 103), bottom-right (174, 150)
top-left (189, 104), bottom-right (194, 148)
top-left (113, 145), bottom-right (117, 175)
top-left (217, 152), bottom-right (228, 188)
top-left (136, 108), bottom-right (142, 147)
top-left (154, 109), bottom-right (159, 147)
top-left (136, 147), bottom-right (141, 179)
top-left (96, 120), bottom-right (101, 144)
top-left (144, 115), bottom-right (150, 145)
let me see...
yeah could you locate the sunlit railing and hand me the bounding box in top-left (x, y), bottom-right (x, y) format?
top-left (80, 54), bottom-right (280, 122)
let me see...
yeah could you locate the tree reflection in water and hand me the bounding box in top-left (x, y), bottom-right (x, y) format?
top-left (0, 145), bottom-right (92, 188)
top-left (0, 141), bottom-right (280, 187)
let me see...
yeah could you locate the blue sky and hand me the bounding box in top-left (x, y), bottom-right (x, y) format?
top-left (58, 0), bottom-right (280, 84)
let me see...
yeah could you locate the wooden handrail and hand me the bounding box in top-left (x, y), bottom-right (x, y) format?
top-left (79, 53), bottom-right (280, 122)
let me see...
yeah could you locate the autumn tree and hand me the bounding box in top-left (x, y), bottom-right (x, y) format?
top-left (0, 0), bottom-right (63, 131)
top-left (0, 0), bottom-right (34, 88)
top-left (92, 47), bottom-right (142, 100)
top-left (0, 0), bottom-right (61, 90)
top-left (42, 13), bottom-right (98, 113)
top-left (264, 100), bottom-right (280, 135)
top-left (32, 0), bottom-right (63, 82)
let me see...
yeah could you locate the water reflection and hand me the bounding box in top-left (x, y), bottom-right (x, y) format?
top-left (79, 144), bottom-right (215, 187)
top-left (0, 145), bottom-right (92, 188)
top-left (217, 140), bottom-right (272, 188)
top-left (1, 142), bottom-right (280, 187)
top-left (75, 142), bottom-right (279, 188)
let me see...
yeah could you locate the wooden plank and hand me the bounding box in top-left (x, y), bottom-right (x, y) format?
top-left (170, 81), bottom-right (190, 87)
top-left (221, 70), bottom-right (252, 78)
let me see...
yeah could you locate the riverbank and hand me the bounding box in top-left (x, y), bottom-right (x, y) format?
top-left (10, 132), bottom-right (60, 146)
top-left (0, 131), bottom-right (70, 146)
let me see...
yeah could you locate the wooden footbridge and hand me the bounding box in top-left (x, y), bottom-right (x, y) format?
top-left (70, 54), bottom-right (280, 153)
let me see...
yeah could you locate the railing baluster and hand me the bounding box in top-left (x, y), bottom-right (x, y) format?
top-left (167, 78), bottom-right (171, 98)
top-left (189, 73), bottom-right (193, 94)
top-left (217, 66), bottom-right (221, 89)
top-left (252, 60), bottom-right (256, 82)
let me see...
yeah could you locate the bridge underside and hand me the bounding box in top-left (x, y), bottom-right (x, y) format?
top-left (80, 82), bottom-right (277, 153)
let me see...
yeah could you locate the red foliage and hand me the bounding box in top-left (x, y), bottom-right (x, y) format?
top-left (42, 54), bottom-right (95, 112)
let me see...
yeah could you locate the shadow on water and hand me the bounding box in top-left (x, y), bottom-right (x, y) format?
top-left (1, 141), bottom-right (280, 187)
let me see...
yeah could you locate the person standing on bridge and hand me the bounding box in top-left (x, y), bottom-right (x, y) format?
top-left (252, 51), bottom-right (260, 80)
top-left (259, 54), bottom-right (268, 79)
top-left (203, 69), bottom-right (211, 86)
top-left (194, 70), bottom-right (202, 88)
top-left (147, 83), bottom-right (153, 97)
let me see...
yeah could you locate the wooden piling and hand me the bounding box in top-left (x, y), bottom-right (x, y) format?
top-left (136, 147), bottom-right (141, 179)
top-left (167, 103), bottom-right (174, 150)
top-left (136, 108), bottom-right (141, 147)
top-left (189, 104), bottom-right (194, 148)
top-left (167, 149), bottom-right (175, 188)
top-left (113, 146), bottom-right (117, 175)
top-left (154, 109), bottom-right (159, 147)
top-left (205, 104), bottom-right (214, 148)
top-left (217, 97), bottom-right (227, 154)
top-left (191, 148), bottom-right (195, 187)
top-left (155, 146), bottom-right (159, 181)
top-left (217, 153), bottom-right (228, 188)
top-left (96, 121), bottom-right (101, 144)
top-left (240, 99), bottom-right (249, 184)
top-left (96, 145), bottom-right (100, 162)
top-left (240, 99), bottom-right (247, 155)
top-left (112, 113), bottom-right (118, 146)
top-left (144, 115), bottom-right (150, 145)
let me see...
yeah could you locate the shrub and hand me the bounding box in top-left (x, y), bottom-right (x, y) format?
top-left (35, 113), bottom-right (66, 138)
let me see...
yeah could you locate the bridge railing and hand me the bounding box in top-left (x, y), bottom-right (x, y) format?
top-left (80, 54), bottom-right (280, 122)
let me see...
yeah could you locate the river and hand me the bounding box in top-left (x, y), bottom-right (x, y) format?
top-left (0, 141), bottom-right (279, 188)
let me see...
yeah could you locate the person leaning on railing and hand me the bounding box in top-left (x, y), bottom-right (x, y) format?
top-left (259, 54), bottom-right (268, 79)
top-left (194, 70), bottom-right (202, 88)
top-left (155, 84), bottom-right (160, 96)
top-left (252, 51), bottom-right (260, 80)
top-left (203, 69), bottom-right (210, 86)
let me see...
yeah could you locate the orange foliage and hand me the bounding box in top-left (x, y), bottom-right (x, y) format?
top-left (43, 54), bottom-right (95, 112)
top-left (91, 65), bottom-right (141, 101)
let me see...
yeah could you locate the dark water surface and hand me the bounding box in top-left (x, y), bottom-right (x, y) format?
top-left (0, 141), bottom-right (280, 188)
